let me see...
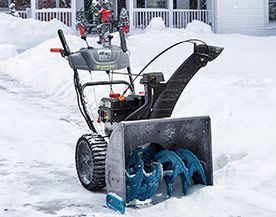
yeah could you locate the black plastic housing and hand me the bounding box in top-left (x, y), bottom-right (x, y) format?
top-left (98, 95), bottom-right (145, 123)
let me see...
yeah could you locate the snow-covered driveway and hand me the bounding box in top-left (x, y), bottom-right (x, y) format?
top-left (0, 15), bottom-right (276, 216)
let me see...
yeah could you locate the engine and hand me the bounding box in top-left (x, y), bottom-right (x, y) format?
top-left (98, 94), bottom-right (145, 134)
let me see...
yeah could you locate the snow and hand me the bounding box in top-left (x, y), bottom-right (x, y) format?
top-left (185, 20), bottom-right (213, 34)
top-left (0, 16), bottom-right (276, 217)
top-left (145, 17), bottom-right (166, 31)
top-left (0, 44), bottom-right (17, 60)
top-left (0, 13), bottom-right (72, 51)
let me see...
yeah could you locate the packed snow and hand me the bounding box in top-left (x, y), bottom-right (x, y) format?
top-left (0, 15), bottom-right (276, 217)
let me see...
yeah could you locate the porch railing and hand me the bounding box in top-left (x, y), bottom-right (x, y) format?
top-left (35, 8), bottom-right (72, 27)
top-left (12, 0), bottom-right (76, 28)
top-left (18, 10), bottom-right (28, 19)
top-left (133, 8), bottom-right (170, 29)
top-left (132, 8), bottom-right (211, 30)
top-left (173, 9), bottom-right (210, 28)
top-left (15, 8), bottom-right (73, 27)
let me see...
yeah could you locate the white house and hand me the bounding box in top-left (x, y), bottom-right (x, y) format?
top-left (1, 0), bottom-right (276, 36)
top-left (123, 0), bottom-right (276, 35)
top-left (214, 0), bottom-right (276, 35)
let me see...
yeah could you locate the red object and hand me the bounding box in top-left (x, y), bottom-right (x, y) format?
top-left (139, 91), bottom-right (145, 95)
top-left (50, 48), bottom-right (62, 53)
top-left (109, 93), bottom-right (121, 98)
top-left (100, 8), bottom-right (111, 23)
top-left (97, 114), bottom-right (101, 123)
top-left (77, 25), bottom-right (85, 36)
top-left (121, 25), bottom-right (129, 34)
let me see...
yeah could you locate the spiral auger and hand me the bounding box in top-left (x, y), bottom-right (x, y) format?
top-left (124, 146), bottom-right (207, 204)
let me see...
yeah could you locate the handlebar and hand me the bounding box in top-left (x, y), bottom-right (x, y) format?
top-left (57, 29), bottom-right (71, 56)
top-left (81, 80), bottom-right (134, 94)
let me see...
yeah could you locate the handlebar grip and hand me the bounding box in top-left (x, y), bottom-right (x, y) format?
top-left (50, 48), bottom-right (62, 53)
top-left (57, 29), bottom-right (71, 56)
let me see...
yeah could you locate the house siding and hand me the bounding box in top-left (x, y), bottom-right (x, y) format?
top-left (77, 0), bottom-right (84, 11)
top-left (215, 0), bottom-right (276, 35)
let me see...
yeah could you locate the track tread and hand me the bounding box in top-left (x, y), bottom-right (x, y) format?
top-left (75, 133), bottom-right (108, 191)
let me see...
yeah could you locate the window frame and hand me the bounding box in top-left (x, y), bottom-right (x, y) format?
top-left (268, 0), bottom-right (276, 23)
top-left (266, 0), bottom-right (276, 29)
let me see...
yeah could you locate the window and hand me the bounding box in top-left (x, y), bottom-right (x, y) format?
top-left (0, 0), bottom-right (11, 8)
top-left (190, 0), bottom-right (207, 10)
top-left (270, 0), bottom-right (276, 22)
top-left (37, 0), bottom-right (70, 9)
top-left (147, 0), bottom-right (167, 8)
top-left (16, 0), bottom-right (31, 10)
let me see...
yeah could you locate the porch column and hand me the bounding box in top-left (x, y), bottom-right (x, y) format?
top-left (207, 0), bottom-right (215, 31)
top-left (168, 0), bottom-right (173, 27)
top-left (71, 0), bottom-right (77, 29)
top-left (128, 0), bottom-right (134, 29)
top-left (31, 0), bottom-right (36, 19)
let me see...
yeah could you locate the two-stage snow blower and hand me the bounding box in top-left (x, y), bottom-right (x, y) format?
top-left (51, 28), bottom-right (223, 214)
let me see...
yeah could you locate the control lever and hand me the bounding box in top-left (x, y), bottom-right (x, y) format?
top-left (107, 35), bottom-right (113, 46)
top-left (77, 24), bottom-right (91, 48)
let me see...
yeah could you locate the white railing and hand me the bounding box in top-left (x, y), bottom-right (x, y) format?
top-left (35, 8), bottom-right (72, 27)
top-left (18, 10), bottom-right (28, 19)
top-left (133, 8), bottom-right (169, 29)
top-left (173, 9), bottom-right (210, 28)
top-left (132, 8), bottom-right (211, 30)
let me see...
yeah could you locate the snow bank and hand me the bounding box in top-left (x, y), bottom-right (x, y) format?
top-left (186, 20), bottom-right (213, 34)
top-left (2, 34), bottom-right (111, 116)
top-left (0, 44), bottom-right (18, 60)
top-left (3, 35), bottom-right (80, 100)
top-left (0, 13), bottom-right (72, 51)
top-left (146, 17), bottom-right (166, 31)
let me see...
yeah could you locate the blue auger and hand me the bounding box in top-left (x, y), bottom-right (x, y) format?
top-left (174, 148), bottom-right (207, 185)
top-left (153, 150), bottom-right (191, 196)
top-left (125, 147), bottom-right (206, 208)
top-left (125, 151), bottom-right (144, 202)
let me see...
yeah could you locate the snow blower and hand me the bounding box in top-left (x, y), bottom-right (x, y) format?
top-left (51, 29), bottom-right (223, 214)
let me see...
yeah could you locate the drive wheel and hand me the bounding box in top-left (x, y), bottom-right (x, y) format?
top-left (75, 133), bottom-right (107, 191)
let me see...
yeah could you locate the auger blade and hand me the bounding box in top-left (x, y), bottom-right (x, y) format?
top-left (174, 148), bottom-right (206, 185)
top-left (136, 162), bottom-right (162, 201)
top-left (125, 152), bottom-right (144, 202)
top-left (154, 150), bottom-right (190, 196)
top-left (131, 147), bottom-right (162, 201)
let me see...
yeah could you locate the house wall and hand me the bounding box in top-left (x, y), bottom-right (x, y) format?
top-left (76, 0), bottom-right (84, 11)
top-left (214, 0), bottom-right (276, 35)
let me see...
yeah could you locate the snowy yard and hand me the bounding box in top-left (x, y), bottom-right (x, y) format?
top-left (0, 14), bottom-right (276, 217)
